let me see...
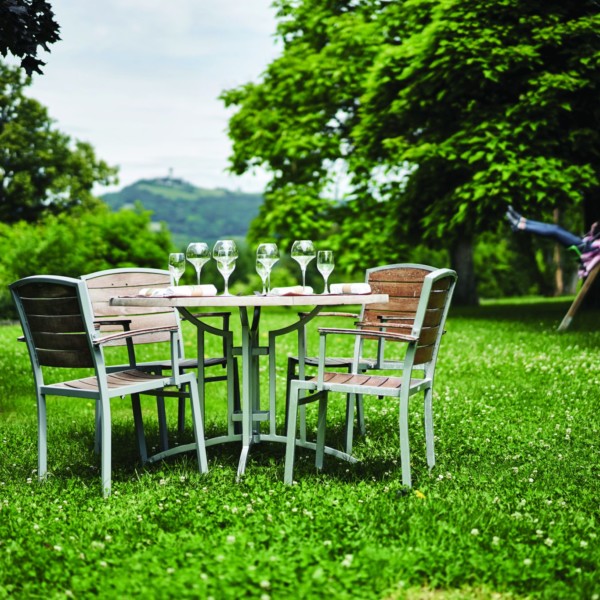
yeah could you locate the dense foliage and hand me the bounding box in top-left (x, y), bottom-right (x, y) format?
top-left (0, 0), bottom-right (60, 74)
top-left (0, 203), bottom-right (172, 315)
top-left (1, 301), bottom-right (599, 597)
top-left (222, 0), bottom-right (600, 304)
top-left (0, 61), bottom-right (118, 223)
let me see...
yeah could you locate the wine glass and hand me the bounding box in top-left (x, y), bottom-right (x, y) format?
top-left (186, 242), bottom-right (211, 285)
top-left (317, 250), bottom-right (334, 294)
top-left (290, 240), bottom-right (316, 292)
top-left (168, 252), bottom-right (186, 286)
top-left (256, 243), bottom-right (279, 295)
top-left (256, 259), bottom-right (268, 295)
top-left (212, 239), bottom-right (238, 296)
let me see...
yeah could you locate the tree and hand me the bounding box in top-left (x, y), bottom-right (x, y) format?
top-left (0, 61), bottom-right (118, 223)
top-left (0, 202), bottom-right (173, 316)
top-left (223, 0), bottom-right (600, 304)
top-left (0, 0), bottom-right (60, 75)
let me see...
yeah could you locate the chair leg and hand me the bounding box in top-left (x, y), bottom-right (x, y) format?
top-left (100, 398), bottom-right (112, 498)
top-left (177, 393), bottom-right (186, 438)
top-left (423, 386), bottom-right (435, 470)
top-left (232, 358), bottom-right (242, 435)
top-left (131, 394), bottom-right (148, 464)
top-left (284, 381), bottom-right (301, 484)
top-left (188, 378), bottom-right (209, 474)
top-left (315, 393), bottom-right (328, 470)
top-left (284, 357), bottom-right (297, 433)
top-left (37, 392), bottom-right (47, 481)
top-left (398, 389), bottom-right (411, 488)
top-left (356, 393), bottom-right (366, 436)
top-left (94, 399), bottom-right (101, 454)
top-left (344, 393), bottom-right (356, 454)
top-left (156, 396), bottom-right (169, 451)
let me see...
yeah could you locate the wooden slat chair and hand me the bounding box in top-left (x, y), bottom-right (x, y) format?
top-left (82, 268), bottom-right (239, 452)
top-left (284, 267), bottom-right (457, 487)
top-left (285, 264), bottom-right (439, 449)
top-left (10, 275), bottom-right (208, 497)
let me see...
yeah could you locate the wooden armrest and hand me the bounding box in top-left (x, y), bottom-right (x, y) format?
top-left (356, 320), bottom-right (413, 331)
top-left (318, 327), bottom-right (417, 342)
top-left (298, 311), bottom-right (359, 318)
top-left (93, 325), bottom-right (178, 345)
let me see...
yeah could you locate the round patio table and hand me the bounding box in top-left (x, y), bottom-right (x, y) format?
top-left (110, 292), bottom-right (389, 476)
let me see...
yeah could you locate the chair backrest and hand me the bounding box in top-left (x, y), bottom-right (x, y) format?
top-left (359, 264), bottom-right (456, 368)
top-left (362, 263), bottom-right (437, 325)
top-left (408, 268), bottom-right (457, 367)
top-left (10, 275), bottom-right (98, 370)
top-left (81, 268), bottom-right (182, 350)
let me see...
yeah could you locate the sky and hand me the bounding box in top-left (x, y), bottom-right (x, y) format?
top-left (25, 0), bottom-right (281, 194)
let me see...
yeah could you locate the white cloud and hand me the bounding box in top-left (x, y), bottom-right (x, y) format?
top-left (26, 0), bottom-right (280, 192)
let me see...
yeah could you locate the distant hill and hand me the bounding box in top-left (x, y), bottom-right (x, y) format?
top-left (101, 177), bottom-right (263, 247)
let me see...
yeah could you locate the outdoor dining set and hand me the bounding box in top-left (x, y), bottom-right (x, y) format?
top-left (10, 239), bottom-right (457, 497)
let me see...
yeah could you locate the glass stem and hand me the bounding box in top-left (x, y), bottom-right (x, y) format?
top-left (223, 275), bottom-right (230, 296)
top-left (196, 269), bottom-right (201, 285)
top-left (323, 276), bottom-right (329, 294)
top-left (301, 268), bottom-right (306, 291)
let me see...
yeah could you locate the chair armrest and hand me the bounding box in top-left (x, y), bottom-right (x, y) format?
top-left (93, 325), bottom-right (178, 346)
top-left (356, 320), bottom-right (413, 332)
top-left (318, 327), bottom-right (417, 343)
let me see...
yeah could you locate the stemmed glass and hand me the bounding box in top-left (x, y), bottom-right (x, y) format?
top-left (317, 250), bottom-right (334, 294)
top-left (256, 260), bottom-right (268, 295)
top-left (212, 239), bottom-right (238, 296)
top-left (186, 242), bottom-right (211, 285)
top-left (291, 240), bottom-right (316, 292)
top-left (256, 243), bottom-right (279, 295)
top-left (168, 252), bottom-right (186, 286)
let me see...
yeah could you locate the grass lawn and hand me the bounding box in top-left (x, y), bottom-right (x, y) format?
top-left (0, 298), bottom-right (599, 599)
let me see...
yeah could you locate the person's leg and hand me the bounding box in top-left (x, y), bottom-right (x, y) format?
top-left (506, 207), bottom-right (583, 248)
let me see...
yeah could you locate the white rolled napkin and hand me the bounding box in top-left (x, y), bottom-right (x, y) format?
top-left (138, 285), bottom-right (217, 297)
top-left (329, 283), bottom-right (372, 295)
top-left (269, 285), bottom-right (314, 296)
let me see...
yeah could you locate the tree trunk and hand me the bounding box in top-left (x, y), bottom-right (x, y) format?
top-left (449, 237), bottom-right (479, 306)
top-left (582, 193), bottom-right (600, 308)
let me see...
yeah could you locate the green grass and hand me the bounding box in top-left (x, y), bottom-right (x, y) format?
top-left (1, 299), bottom-right (599, 599)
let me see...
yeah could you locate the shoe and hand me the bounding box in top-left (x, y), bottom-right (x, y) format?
top-left (507, 205), bottom-right (522, 220)
top-left (505, 209), bottom-right (521, 231)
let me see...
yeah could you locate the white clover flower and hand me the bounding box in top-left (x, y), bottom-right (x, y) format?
top-left (471, 529), bottom-right (479, 536)
top-left (523, 558), bottom-right (532, 566)
top-left (492, 536), bottom-right (500, 546)
top-left (341, 554), bottom-right (353, 568)
top-left (544, 538), bottom-right (554, 547)
top-left (580, 541), bottom-right (588, 548)
top-left (226, 535), bottom-right (236, 544)
top-left (260, 580), bottom-right (271, 589)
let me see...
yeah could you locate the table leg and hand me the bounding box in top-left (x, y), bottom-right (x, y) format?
top-left (236, 306), bottom-right (263, 477)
